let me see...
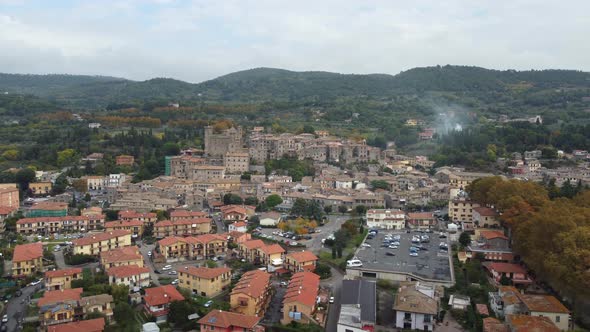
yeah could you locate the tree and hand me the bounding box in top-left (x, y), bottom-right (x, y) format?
top-left (355, 205), bottom-right (367, 215)
top-left (302, 124), bottom-right (315, 134)
top-left (1, 149), bottom-right (19, 161)
top-left (206, 260), bottom-right (218, 268)
top-left (223, 193), bottom-right (243, 205)
top-left (168, 300), bottom-right (193, 326)
top-left (315, 263), bottom-right (332, 279)
top-left (244, 196), bottom-right (259, 206)
top-left (265, 194), bottom-right (283, 208)
top-left (459, 232), bottom-right (472, 248)
top-left (324, 205), bottom-right (333, 214)
top-left (16, 168), bottom-right (35, 191)
top-left (338, 205), bottom-right (348, 214)
top-left (162, 142), bottom-right (180, 156)
top-left (83, 193), bottom-right (91, 202)
top-left (291, 198), bottom-right (308, 216)
top-left (111, 284), bottom-right (129, 303)
top-left (370, 180), bottom-right (389, 190)
top-left (57, 148), bottom-right (77, 166)
top-left (113, 302), bottom-right (137, 330)
top-left (52, 173), bottom-right (68, 195)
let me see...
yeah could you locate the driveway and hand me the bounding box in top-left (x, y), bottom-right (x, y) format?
top-left (5, 284), bottom-right (40, 332)
top-left (263, 280), bottom-right (286, 324)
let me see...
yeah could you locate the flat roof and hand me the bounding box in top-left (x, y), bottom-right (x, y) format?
top-left (341, 279), bottom-right (376, 324)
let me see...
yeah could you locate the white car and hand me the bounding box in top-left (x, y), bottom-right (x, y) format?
top-left (361, 243), bottom-right (371, 248)
top-left (329, 296), bottom-right (335, 304)
top-left (1, 315), bottom-right (7, 323)
top-left (409, 252), bottom-right (419, 257)
top-left (171, 279), bottom-right (179, 285)
top-left (30, 279), bottom-right (42, 286)
top-left (147, 251), bottom-right (152, 256)
top-left (168, 271), bottom-right (177, 275)
top-left (162, 265), bottom-right (172, 271)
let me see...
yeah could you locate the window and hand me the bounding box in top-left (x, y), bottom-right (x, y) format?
top-left (423, 315), bottom-right (431, 323)
top-left (556, 316), bottom-right (560, 323)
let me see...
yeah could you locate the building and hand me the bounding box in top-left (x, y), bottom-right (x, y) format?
top-left (100, 246), bottom-right (144, 268)
top-left (170, 209), bottom-right (208, 221)
top-left (489, 286), bottom-right (525, 318)
top-left (72, 230), bottom-right (132, 256)
top-left (157, 234), bottom-right (227, 261)
top-left (393, 282), bottom-right (440, 331)
top-left (105, 220), bottom-right (144, 237)
top-left (257, 244), bottom-right (285, 266)
top-left (47, 318), bottom-right (105, 332)
top-left (284, 251), bottom-right (318, 273)
top-left (198, 310), bottom-right (263, 332)
top-left (116, 155), bottom-right (135, 166)
top-left (12, 242), bottom-right (43, 277)
top-left (448, 195), bottom-right (480, 224)
top-left (45, 268), bottom-right (83, 291)
top-left (228, 221), bottom-right (247, 233)
top-left (281, 272), bottom-right (320, 325)
top-left (86, 176), bottom-right (106, 191)
top-left (0, 206), bottom-right (17, 234)
top-left (483, 263), bottom-right (532, 286)
top-left (204, 125), bottom-right (243, 157)
top-left (473, 207), bottom-right (500, 228)
top-left (366, 209), bottom-right (406, 230)
top-left (29, 182), bottom-right (53, 195)
top-left (224, 151), bottom-right (250, 174)
top-left (519, 294), bottom-right (570, 330)
top-left (221, 205), bottom-right (248, 222)
top-left (449, 295), bottom-right (471, 310)
top-left (337, 279), bottom-right (376, 332)
top-left (27, 201), bottom-right (68, 217)
top-left (143, 285), bottom-right (185, 322)
top-left (118, 211), bottom-right (157, 224)
top-left (467, 230), bottom-right (514, 262)
top-left (406, 212), bottom-right (436, 230)
top-left (506, 315), bottom-right (560, 332)
top-left (0, 184), bottom-right (19, 208)
top-left (38, 288), bottom-right (83, 328)
top-left (78, 294), bottom-right (114, 323)
top-left (154, 218), bottom-right (212, 238)
top-left (107, 173), bottom-right (127, 187)
top-left (106, 265), bottom-right (151, 289)
top-left (17, 215), bottom-right (106, 234)
top-left (483, 317), bottom-right (509, 332)
top-left (259, 212), bottom-right (282, 226)
top-left (230, 270), bottom-right (271, 317)
top-left (238, 240), bottom-right (265, 263)
top-left (178, 266), bottom-right (232, 297)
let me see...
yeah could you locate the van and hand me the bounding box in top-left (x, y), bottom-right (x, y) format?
top-left (346, 260), bottom-right (363, 267)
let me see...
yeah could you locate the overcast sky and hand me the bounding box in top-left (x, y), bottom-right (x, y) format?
top-left (1, 0), bottom-right (589, 83)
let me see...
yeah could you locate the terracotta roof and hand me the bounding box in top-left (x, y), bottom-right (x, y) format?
top-left (17, 215), bottom-right (103, 225)
top-left (480, 230), bottom-right (508, 240)
top-left (242, 239), bottom-right (265, 250)
top-left (180, 266), bottom-right (231, 279)
top-left (483, 317), bottom-right (508, 332)
top-left (13, 242), bottom-right (43, 262)
top-left (407, 212), bottom-right (435, 219)
top-left (260, 211), bottom-right (281, 219)
top-left (38, 288), bottom-right (83, 307)
top-left (73, 230), bottom-right (131, 246)
top-left (260, 244), bottom-right (285, 255)
top-left (45, 268), bottom-right (82, 279)
top-left (222, 206), bottom-right (247, 215)
top-left (105, 220), bottom-right (143, 228)
top-left (198, 310), bottom-right (260, 329)
top-left (228, 231), bottom-right (249, 239)
top-left (107, 264), bottom-right (149, 278)
top-left (155, 217), bottom-right (211, 227)
top-left (158, 236), bottom-right (185, 247)
top-left (100, 246), bottom-right (142, 264)
top-left (485, 262), bottom-right (527, 274)
top-left (474, 207), bottom-right (498, 217)
top-left (0, 206), bottom-right (17, 215)
top-left (283, 272), bottom-right (320, 307)
top-left (47, 318), bottom-right (105, 332)
top-left (231, 221), bottom-right (247, 228)
top-left (170, 210), bottom-right (207, 218)
top-left (393, 283), bottom-right (438, 315)
top-left (158, 234), bottom-right (226, 247)
top-left (507, 314), bottom-right (560, 332)
top-left (231, 270), bottom-right (270, 299)
top-left (519, 294), bottom-right (569, 314)
top-left (498, 286), bottom-right (523, 306)
top-left (286, 251), bottom-right (318, 263)
top-left (144, 285), bottom-right (184, 307)
top-left (476, 303), bottom-right (490, 316)
top-left (118, 210), bottom-right (156, 219)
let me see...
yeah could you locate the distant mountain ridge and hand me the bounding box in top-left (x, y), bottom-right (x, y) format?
top-left (1, 65), bottom-right (589, 108)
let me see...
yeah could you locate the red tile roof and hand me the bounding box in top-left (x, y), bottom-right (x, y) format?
top-left (260, 244), bottom-right (285, 255)
top-left (231, 221), bottom-right (247, 228)
top-left (242, 239), bottom-right (265, 250)
top-left (105, 220), bottom-right (143, 228)
top-left (477, 303), bottom-right (490, 316)
top-left (144, 285), bottom-right (184, 307)
top-left (407, 212), bottom-right (435, 219)
top-left (507, 314), bottom-right (560, 332)
top-left (483, 317), bottom-right (509, 332)
top-left (480, 230), bottom-right (508, 240)
top-left (154, 217), bottom-right (211, 227)
top-left (180, 266), bottom-right (231, 279)
top-left (286, 251), bottom-right (318, 263)
top-left (198, 310), bottom-right (261, 329)
top-left (283, 272), bottom-right (320, 307)
top-left (100, 246), bottom-right (142, 264)
top-left (157, 236), bottom-right (185, 247)
top-left (47, 318), bottom-right (105, 332)
top-left (118, 210), bottom-right (156, 219)
top-left (73, 230), bottom-right (131, 246)
top-left (38, 288), bottom-right (83, 307)
top-left (31, 202), bottom-right (68, 211)
top-left (474, 207), bottom-right (498, 217)
top-left (170, 210), bottom-right (207, 218)
top-left (106, 265), bottom-right (149, 278)
top-left (13, 242), bottom-right (43, 262)
top-left (231, 270), bottom-right (270, 299)
top-left (519, 294), bottom-right (569, 314)
top-left (45, 268), bottom-right (82, 279)
top-left (485, 262), bottom-right (527, 274)
top-left (0, 206), bottom-right (17, 215)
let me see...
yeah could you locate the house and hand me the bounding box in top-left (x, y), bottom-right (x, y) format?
top-left (483, 317), bottom-right (509, 332)
top-left (17, 215), bottom-right (106, 234)
top-left (506, 314), bottom-right (560, 332)
top-left (0, 206), bottom-right (17, 234)
top-left (0, 185), bottom-right (19, 208)
top-left (100, 246), bottom-right (144, 268)
top-left (47, 317), bottom-right (105, 332)
top-left (473, 207), bottom-right (500, 228)
top-left (198, 310), bottom-right (263, 332)
top-left (257, 244), bottom-right (285, 266)
top-left (449, 295), bottom-right (471, 310)
top-left (230, 270), bottom-right (271, 317)
top-left (228, 231), bottom-right (252, 244)
top-left (228, 221), bottom-right (248, 233)
top-left (12, 242), bottom-right (43, 277)
top-left (118, 211), bottom-right (157, 224)
top-left (45, 268), bottom-right (82, 291)
top-left (105, 220), bottom-right (144, 237)
top-left (467, 230), bottom-right (514, 262)
top-left (366, 209), bottom-right (406, 230)
top-left (178, 266), bottom-right (232, 297)
top-left (29, 182), bottom-right (53, 195)
top-left (489, 286), bottom-right (525, 318)
top-left (116, 155), bottom-right (135, 166)
top-left (519, 294), bottom-right (570, 330)
top-left (448, 195), bottom-right (480, 224)
top-left (72, 230), bottom-right (132, 255)
top-left (85, 176), bottom-right (106, 191)
top-left (27, 201), bottom-right (68, 217)
top-left (406, 212), bottom-right (436, 230)
top-left (259, 211), bottom-right (282, 226)
top-left (238, 240), bottom-right (265, 263)
top-left (143, 285), bottom-right (185, 322)
top-left (282, 272), bottom-right (320, 325)
top-left (337, 279), bottom-right (376, 332)
top-left (483, 262), bottom-right (532, 286)
top-left (78, 294), bottom-right (114, 323)
top-left (393, 282), bottom-right (440, 331)
top-left (221, 206), bottom-right (248, 222)
top-left (157, 234), bottom-right (227, 261)
top-left (169, 209), bottom-right (208, 221)
top-left (38, 288), bottom-right (83, 328)
top-left (107, 265), bottom-right (151, 289)
top-left (154, 218), bottom-right (212, 238)
top-left (284, 251), bottom-right (318, 273)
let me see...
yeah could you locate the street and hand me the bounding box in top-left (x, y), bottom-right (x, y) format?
top-left (322, 265), bottom-right (344, 332)
top-left (136, 240), bottom-right (160, 286)
top-left (5, 284), bottom-right (39, 332)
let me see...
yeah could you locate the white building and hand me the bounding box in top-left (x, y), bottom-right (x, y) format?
top-left (107, 265), bottom-right (151, 290)
top-left (365, 209), bottom-right (406, 230)
top-left (107, 174), bottom-right (127, 187)
top-left (228, 221), bottom-right (247, 233)
top-left (259, 212), bottom-right (282, 226)
top-left (393, 282), bottom-right (439, 331)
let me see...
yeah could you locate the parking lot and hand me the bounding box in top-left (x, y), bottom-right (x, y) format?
top-left (351, 230), bottom-right (453, 283)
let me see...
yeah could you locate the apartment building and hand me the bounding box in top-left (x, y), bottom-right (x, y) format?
top-left (0, 184), bottom-right (19, 208)
top-left (0, 206), bottom-right (16, 234)
top-left (224, 151), bottom-right (250, 174)
top-left (72, 230), bottom-right (132, 255)
top-left (284, 251), bottom-right (318, 273)
top-left (37, 288), bottom-right (83, 328)
top-left (12, 242), bottom-right (44, 277)
top-left (366, 209), bottom-right (406, 230)
top-left (45, 268), bottom-right (83, 291)
top-left (281, 272), bottom-right (320, 325)
top-left (16, 215), bottom-right (106, 234)
top-left (167, 155), bottom-right (207, 178)
top-left (406, 212), bottom-right (436, 230)
top-left (105, 220), bottom-right (143, 237)
top-left (178, 266), bottom-right (232, 297)
top-left (118, 211), bottom-right (157, 224)
top-left (143, 285), bottom-right (184, 322)
top-left (29, 182), bottom-right (53, 195)
top-left (106, 265), bottom-right (150, 289)
top-left (154, 218), bottom-right (212, 238)
top-left (230, 270), bottom-right (272, 317)
top-left (169, 209), bottom-right (208, 221)
top-left (100, 246), bottom-right (144, 268)
top-left (198, 310), bottom-right (263, 332)
top-left (393, 282), bottom-right (440, 331)
top-left (27, 202), bottom-right (68, 217)
top-left (85, 176), bottom-right (106, 191)
top-left (157, 234), bottom-right (227, 261)
top-left (448, 195), bottom-right (480, 223)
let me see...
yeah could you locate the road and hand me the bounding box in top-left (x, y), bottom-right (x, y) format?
top-left (307, 214), bottom-right (348, 253)
top-left (136, 240), bottom-right (160, 286)
top-left (5, 284), bottom-right (40, 332)
top-left (322, 265), bottom-right (344, 332)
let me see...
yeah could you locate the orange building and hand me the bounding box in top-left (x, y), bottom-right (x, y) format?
top-left (0, 185), bottom-right (19, 208)
top-left (115, 155), bottom-right (134, 166)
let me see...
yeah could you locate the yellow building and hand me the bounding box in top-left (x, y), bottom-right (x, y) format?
top-left (105, 220), bottom-right (144, 237)
top-left (38, 288), bottom-right (83, 328)
top-left (100, 246), bottom-right (144, 268)
top-left (230, 270), bottom-right (271, 317)
top-left (154, 218), bottom-right (212, 238)
top-left (45, 268), bottom-right (82, 291)
top-left (72, 230), bottom-right (132, 255)
top-left (281, 272), bottom-right (320, 325)
top-left (178, 266), bottom-right (231, 297)
top-left (12, 242), bottom-right (43, 277)
top-left (448, 196), bottom-right (480, 223)
top-left (157, 234), bottom-right (227, 261)
top-left (29, 182), bottom-right (53, 195)
top-left (284, 251), bottom-right (318, 273)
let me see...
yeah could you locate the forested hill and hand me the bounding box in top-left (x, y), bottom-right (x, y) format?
top-left (1, 65), bottom-right (589, 108)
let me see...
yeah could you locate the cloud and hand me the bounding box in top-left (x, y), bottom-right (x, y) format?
top-left (0, 0), bottom-right (588, 82)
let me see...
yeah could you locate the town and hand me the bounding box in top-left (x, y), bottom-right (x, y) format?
top-left (0, 121), bottom-right (587, 332)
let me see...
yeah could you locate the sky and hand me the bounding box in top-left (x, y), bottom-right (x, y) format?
top-left (1, 0), bottom-right (589, 83)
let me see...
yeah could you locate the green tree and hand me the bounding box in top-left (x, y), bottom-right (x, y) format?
top-left (302, 124), bottom-right (315, 134)
top-left (206, 260), bottom-right (218, 268)
top-left (168, 300), bottom-right (193, 326)
top-left (57, 148), bottom-right (77, 166)
top-left (459, 232), bottom-right (472, 248)
top-left (265, 194), bottom-right (283, 208)
top-left (83, 193), bottom-right (91, 202)
top-left (162, 142), bottom-right (180, 156)
top-left (111, 284), bottom-right (129, 303)
top-left (338, 205), bottom-right (348, 214)
top-left (223, 193), bottom-right (243, 205)
top-left (113, 302), bottom-right (137, 330)
top-left (244, 196), bottom-right (259, 206)
top-left (324, 205), bottom-right (333, 214)
top-left (370, 180), bottom-right (389, 190)
top-left (355, 205), bottom-right (367, 215)
top-left (16, 168), bottom-right (35, 189)
top-left (291, 198), bottom-right (308, 216)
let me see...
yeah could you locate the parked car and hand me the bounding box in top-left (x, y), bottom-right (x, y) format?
top-left (386, 252), bottom-right (396, 256)
top-left (361, 243), bottom-right (371, 248)
top-left (147, 251), bottom-right (152, 256)
top-left (154, 270), bottom-right (161, 274)
top-left (204, 300), bottom-right (214, 308)
top-left (162, 265), bottom-right (172, 271)
top-left (171, 279), bottom-right (179, 285)
top-left (280, 281), bottom-right (288, 287)
top-left (409, 252), bottom-right (419, 257)
top-left (329, 296), bottom-right (335, 303)
top-left (168, 271), bottom-right (177, 275)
